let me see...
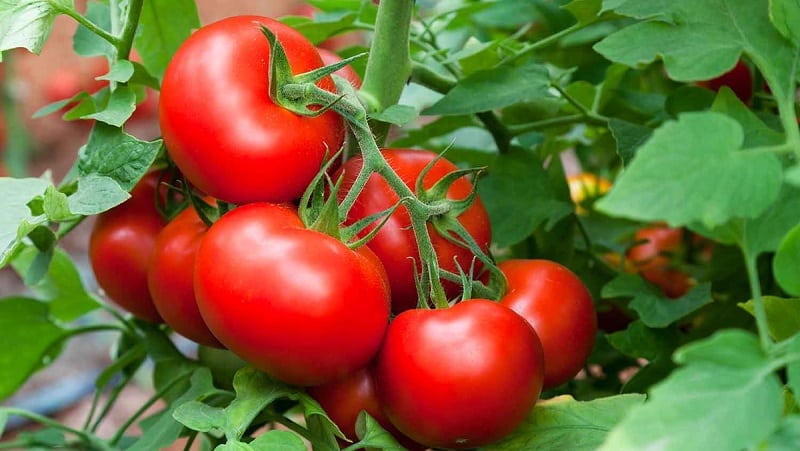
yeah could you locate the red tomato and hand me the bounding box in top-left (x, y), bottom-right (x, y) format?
top-left (336, 149), bottom-right (492, 313)
top-left (159, 16), bottom-right (344, 204)
top-left (697, 60), bottom-right (753, 104)
top-left (194, 203), bottom-right (390, 386)
top-left (147, 204), bottom-right (222, 348)
top-left (627, 224), bottom-right (692, 299)
top-left (498, 259), bottom-right (597, 389)
top-left (89, 172), bottom-right (167, 322)
top-left (375, 299), bottom-right (544, 449)
top-left (317, 48), bottom-right (362, 89)
top-left (308, 367), bottom-right (426, 450)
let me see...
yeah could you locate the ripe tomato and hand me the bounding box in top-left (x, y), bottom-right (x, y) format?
top-left (308, 367), bottom-right (426, 450)
top-left (147, 204), bottom-right (222, 348)
top-left (336, 149), bottom-right (492, 313)
top-left (317, 48), bottom-right (362, 89)
top-left (89, 172), bottom-right (167, 322)
top-left (159, 16), bottom-right (344, 204)
top-left (498, 259), bottom-right (597, 389)
top-left (627, 224), bottom-right (692, 299)
top-left (375, 299), bottom-right (543, 449)
top-left (194, 203), bottom-right (390, 386)
top-left (697, 60), bottom-right (753, 104)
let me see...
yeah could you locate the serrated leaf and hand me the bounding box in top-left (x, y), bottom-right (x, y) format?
top-left (770, 0), bottom-right (800, 46)
top-left (368, 104), bottom-right (417, 126)
top-left (300, 393), bottom-right (341, 451)
top-left (226, 367), bottom-right (299, 441)
top-left (739, 296), bottom-right (800, 342)
top-left (353, 412), bottom-right (406, 451)
top-left (484, 394), bottom-right (645, 451)
top-left (710, 88), bottom-right (784, 148)
top-left (67, 174), bottom-right (130, 216)
top-left (87, 85), bottom-right (137, 126)
top-left (173, 401), bottom-right (226, 433)
top-left (563, 0), bottom-right (604, 25)
top-left (78, 123), bottom-right (162, 191)
top-left (595, 0), bottom-right (798, 114)
top-left (0, 177), bottom-right (50, 266)
top-left (774, 224), bottom-right (800, 296)
top-left (762, 415), bottom-right (800, 450)
top-left (134, 0), bottom-right (200, 81)
top-left (0, 297), bottom-right (67, 399)
top-left (596, 112), bottom-right (782, 228)
top-left (250, 430), bottom-right (306, 451)
top-left (601, 274), bottom-right (712, 328)
top-left (477, 148), bottom-right (573, 247)
top-left (100, 60), bottom-right (135, 83)
top-left (11, 247), bottom-right (99, 322)
top-left (281, 11), bottom-right (358, 46)
top-left (423, 59), bottom-right (553, 115)
top-left (606, 320), bottom-right (678, 360)
top-left (0, 0), bottom-right (69, 58)
top-left (600, 330), bottom-right (783, 451)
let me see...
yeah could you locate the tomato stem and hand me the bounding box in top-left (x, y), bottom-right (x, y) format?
top-left (742, 248), bottom-right (773, 351)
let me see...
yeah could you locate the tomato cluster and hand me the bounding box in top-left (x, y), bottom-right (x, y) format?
top-left (88, 15), bottom-right (598, 450)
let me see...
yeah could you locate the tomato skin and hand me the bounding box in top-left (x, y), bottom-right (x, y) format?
top-left (89, 172), bottom-right (166, 322)
top-left (697, 60), bottom-right (753, 104)
top-left (375, 299), bottom-right (544, 449)
top-left (498, 259), bottom-right (597, 389)
top-left (627, 224), bottom-right (691, 299)
top-left (159, 16), bottom-right (344, 204)
top-left (147, 205), bottom-right (222, 348)
top-left (194, 203), bottom-right (390, 386)
top-left (317, 48), bottom-right (362, 89)
top-left (336, 149), bottom-right (492, 313)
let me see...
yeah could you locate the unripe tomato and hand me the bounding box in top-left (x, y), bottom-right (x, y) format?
top-left (148, 204), bottom-right (222, 348)
top-left (375, 299), bottom-right (544, 449)
top-left (89, 172), bottom-right (166, 322)
top-left (194, 203), bottom-right (390, 386)
top-left (498, 259), bottom-right (597, 389)
top-left (160, 16), bottom-right (344, 204)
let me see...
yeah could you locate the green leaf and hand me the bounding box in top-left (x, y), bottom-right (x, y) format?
top-left (774, 224), bottom-right (800, 296)
top-left (563, 0), bottom-right (604, 25)
top-left (282, 11), bottom-right (360, 46)
top-left (606, 320), bottom-right (678, 360)
top-left (226, 367), bottom-right (298, 441)
top-left (300, 393), bottom-right (341, 451)
top-left (606, 118), bottom-right (652, 166)
top-left (100, 60), bottom-right (135, 83)
top-left (250, 430), bottom-right (307, 451)
top-left (709, 88), bottom-right (784, 148)
top-left (0, 297), bottom-right (67, 399)
top-left (0, 177), bottom-right (50, 266)
top-left (484, 394), bottom-right (646, 451)
top-left (786, 333), bottom-right (800, 407)
top-left (602, 274), bottom-right (712, 328)
top-left (739, 296), bottom-right (800, 342)
top-left (423, 59), bottom-right (553, 115)
top-left (762, 415), bottom-right (800, 450)
top-left (596, 112), bottom-right (782, 228)
top-left (353, 412), bottom-right (406, 451)
top-left (477, 148), bottom-right (573, 247)
top-left (217, 442), bottom-right (254, 451)
top-left (601, 330), bottom-right (783, 451)
top-left (368, 104), bottom-right (417, 126)
top-left (770, 0), bottom-right (800, 46)
top-left (595, 0), bottom-right (798, 112)
top-left (72, 1), bottom-right (112, 57)
top-left (134, 0), bottom-right (200, 81)
top-left (172, 400), bottom-right (226, 433)
top-left (0, 0), bottom-right (69, 58)
top-left (87, 85), bottom-right (137, 127)
top-left (67, 174), bottom-right (130, 216)
top-left (11, 247), bottom-right (99, 322)
top-left (78, 123), bottom-right (162, 191)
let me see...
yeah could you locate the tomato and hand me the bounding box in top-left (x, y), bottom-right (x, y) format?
top-left (336, 149), bottom-right (492, 313)
top-left (159, 16), bottom-right (344, 204)
top-left (308, 367), bottom-right (426, 450)
top-left (317, 48), bottom-right (362, 89)
top-left (194, 203), bottom-right (390, 386)
top-left (375, 299), bottom-right (543, 449)
top-left (498, 259), bottom-right (597, 389)
top-left (627, 224), bottom-right (692, 299)
top-left (697, 60), bottom-right (753, 104)
top-left (147, 204), bottom-right (222, 348)
top-left (89, 172), bottom-right (167, 322)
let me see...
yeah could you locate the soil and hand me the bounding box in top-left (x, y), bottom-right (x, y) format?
top-left (1, 1), bottom-right (310, 448)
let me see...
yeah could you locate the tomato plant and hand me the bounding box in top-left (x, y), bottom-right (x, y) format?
top-left (194, 202), bottom-right (390, 386)
top-left (159, 15), bottom-right (344, 204)
top-left (375, 299), bottom-right (544, 449)
top-left (337, 148), bottom-right (492, 313)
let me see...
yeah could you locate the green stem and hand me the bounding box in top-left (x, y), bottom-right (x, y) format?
top-left (742, 249), bottom-right (772, 351)
top-left (263, 411), bottom-right (313, 441)
top-left (359, 0), bottom-right (415, 145)
top-left (501, 23), bottom-right (583, 65)
top-left (116, 0), bottom-right (144, 60)
top-left (507, 113), bottom-right (602, 136)
top-left (1, 407), bottom-right (114, 451)
top-left (53, 3), bottom-right (121, 48)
